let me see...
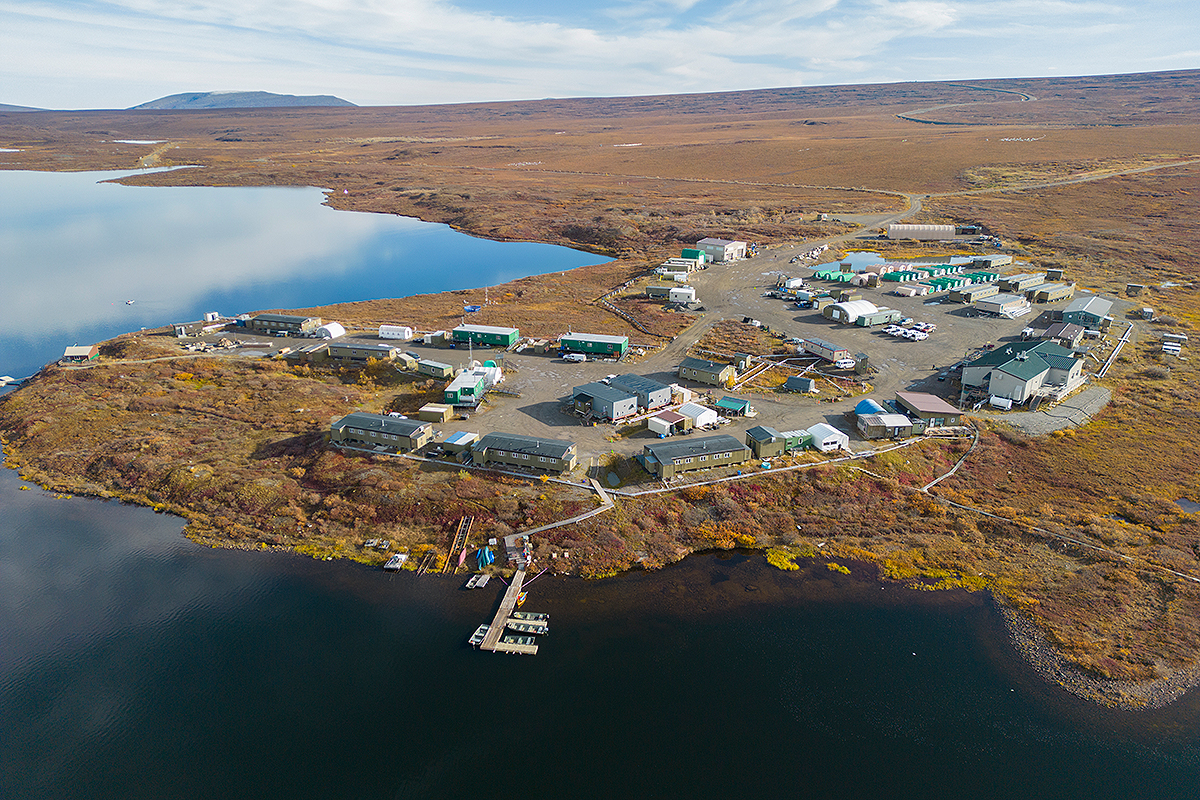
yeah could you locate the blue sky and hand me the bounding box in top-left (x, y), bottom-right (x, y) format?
top-left (2, 0), bottom-right (1196, 109)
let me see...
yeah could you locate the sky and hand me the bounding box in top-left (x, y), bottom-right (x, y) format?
top-left (1, 0), bottom-right (1197, 110)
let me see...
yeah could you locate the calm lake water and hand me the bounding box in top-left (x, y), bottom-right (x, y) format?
top-left (0, 169), bottom-right (605, 380)
top-left (3, 459), bottom-right (1200, 800)
top-left (3, 170), bottom-right (1200, 799)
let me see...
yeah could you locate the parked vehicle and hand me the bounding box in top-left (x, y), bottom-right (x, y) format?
top-left (563, 353), bottom-right (587, 363)
top-left (834, 358), bottom-right (857, 369)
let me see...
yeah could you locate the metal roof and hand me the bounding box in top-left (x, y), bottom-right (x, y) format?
top-left (806, 422), bottom-right (847, 440)
top-left (609, 374), bottom-right (671, 395)
top-left (698, 237), bottom-right (743, 246)
top-left (715, 396), bottom-right (750, 411)
top-left (453, 324), bottom-right (519, 335)
top-left (643, 434), bottom-right (748, 462)
top-left (745, 425), bottom-right (783, 442)
top-left (895, 391), bottom-right (961, 415)
top-left (653, 410), bottom-right (687, 424)
top-left (996, 356), bottom-right (1048, 381)
top-left (573, 382), bottom-right (637, 404)
top-left (562, 332), bottom-right (629, 345)
top-left (1064, 295), bottom-right (1113, 316)
top-left (680, 356), bottom-right (729, 372)
top-left (475, 432), bottom-right (575, 459)
top-left (331, 412), bottom-right (431, 437)
top-left (252, 313), bottom-right (318, 323)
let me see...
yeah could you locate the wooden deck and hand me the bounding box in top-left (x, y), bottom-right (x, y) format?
top-left (478, 569), bottom-right (525, 651)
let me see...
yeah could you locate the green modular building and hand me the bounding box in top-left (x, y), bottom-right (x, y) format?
top-left (560, 332), bottom-right (630, 356)
top-left (451, 324), bottom-right (519, 347)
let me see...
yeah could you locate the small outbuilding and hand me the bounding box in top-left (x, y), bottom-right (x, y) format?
top-left (668, 286), bottom-right (698, 304)
top-left (678, 402), bottom-right (719, 429)
top-left (647, 410), bottom-right (689, 437)
top-left (418, 403), bottom-right (454, 423)
top-left (856, 413), bottom-right (914, 440)
top-left (806, 423), bottom-right (849, 453)
top-left (714, 396), bottom-right (752, 416)
top-left (61, 344), bottom-right (99, 363)
top-left (745, 425), bottom-right (785, 458)
top-left (783, 375), bottom-right (817, 393)
top-left (894, 391), bottom-right (962, 427)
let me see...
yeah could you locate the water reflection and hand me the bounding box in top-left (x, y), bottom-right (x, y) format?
top-left (0, 169), bottom-right (604, 377)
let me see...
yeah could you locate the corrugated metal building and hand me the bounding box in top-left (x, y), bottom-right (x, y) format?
top-left (823, 299), bottom-right (879, 324)
top-left (887, 224), bottom-right (956, 240)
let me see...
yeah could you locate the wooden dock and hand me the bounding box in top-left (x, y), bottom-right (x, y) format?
top-left (443, 515), bottom-right (474, 574)
top-left (478, 569), bottom-right (526, 652)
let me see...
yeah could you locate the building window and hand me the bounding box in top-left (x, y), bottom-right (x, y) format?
top-left (700, 455), bottom-right (708, 461)
top-left (684, 457), bottom-right (693, 464)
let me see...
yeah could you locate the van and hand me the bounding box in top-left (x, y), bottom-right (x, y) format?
top-left (563, 353), bottom-right (587, 363)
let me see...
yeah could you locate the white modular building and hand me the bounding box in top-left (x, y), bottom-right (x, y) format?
top-left (669, 286), bottom-right (697, 304)
top-left (887, 224), bottom-right (956, 241)
top-left (379, 325), bottom-right (413, 340)
top-left (697, 238), bottom-right (747, 263)
top-left (806, 423), bottom-right (850, 453)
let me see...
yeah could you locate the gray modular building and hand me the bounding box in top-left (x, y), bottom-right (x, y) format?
top-left (638, 434), bottom-right (750, 479)
top-left (471, 432), bottom-right (578, 474)
top-left (330, 412), bottom-right (434, 453)
top-left (1062, 295), bottom-right (1114, 328)
top-left (247, 313), bottom-right (322, 336)
top-left (572, 382), bottom-right (639, 421)
top-left (608, 374), bottom-right (673, 409)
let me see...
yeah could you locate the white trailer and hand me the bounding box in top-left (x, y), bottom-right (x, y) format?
top-left (379, 325), bottom-right (413, 340)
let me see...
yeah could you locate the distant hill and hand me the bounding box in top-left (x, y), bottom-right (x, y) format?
top-left (0, 102), bottom-right (44, 112)
top-left (130, 91), bottom-right (356, 110)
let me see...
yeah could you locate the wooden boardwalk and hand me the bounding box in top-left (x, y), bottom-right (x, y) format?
top-left (478, 569), bottom-right (526, 651)
top-left (443, 515), bottom-right (474, 574)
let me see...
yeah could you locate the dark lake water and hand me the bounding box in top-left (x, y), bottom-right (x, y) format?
top-left (0, 169), bottom-right (604, 380)
top-left (3, 457), bottom-right (1200, 800)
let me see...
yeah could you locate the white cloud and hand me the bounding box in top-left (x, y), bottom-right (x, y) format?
top-left (0, 0), bottom-right (1193, 109)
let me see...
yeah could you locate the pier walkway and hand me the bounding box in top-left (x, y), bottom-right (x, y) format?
top-left (478, 569), bottom-right (526, 652)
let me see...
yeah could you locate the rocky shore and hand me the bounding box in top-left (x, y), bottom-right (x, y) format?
top-left (997, 601), bottom-right (1200, 710)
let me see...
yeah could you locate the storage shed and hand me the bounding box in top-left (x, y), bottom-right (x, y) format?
top-left (451, 324), bottom-right (519, 348)
top-left (314, 322), bottom-right (346, 339)
top-left (783, 375), bottom-right (817, 393)
top-left (61, 344), bottom-right (99, 362)
top-left (647, 410), bottom-right (690, 437)
top-left (418, 403), bottom-right (454, 423)
top-left (560, 332), bottom-right (629, 357)
top-left (442, 431), bottom-right (478, 454)
top-left (646, 286), bottom-right (672, 299)
top-left (678, 402), bottom-right (719, 429)
top-left (856, 413), bottom-right (914, 440)
top-left (824, 299), bottom-right (879, 324)
top-left (806, 423), bottom-right (849, 453)
top-left (745, 426), bottom-right (785, 458)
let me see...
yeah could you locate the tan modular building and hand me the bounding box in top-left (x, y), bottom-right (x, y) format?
top-left (417, 403), bottom-right (454, 423)
top-left (1029, 282), bottom-right (1076, 303)
top-left (975, 293), bottom-right (1030, 317)
top-left (471, 432), bottom-right (577, 474)
top-left (638, 434), bottom-right (751, 479)
top-left (999, 273), bottom-right (1046, 293)
top-left (327, 341), bottom-right (400, 362)
top-left (857, 413), bottom-right (914, 440)
top-left (330, 412), bottom-right (433, 452)
top-left (894, 392), bottom-right (962, 427)
top-left (950, 283), bottom-right (1000, 303)
top-left (678, 356), bottom-right (736, 387)
top-left (416, 360), bottom-right (454, 379)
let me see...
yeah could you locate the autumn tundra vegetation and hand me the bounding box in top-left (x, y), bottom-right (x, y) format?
top-left (3, 69), bottom-right (1200, 704)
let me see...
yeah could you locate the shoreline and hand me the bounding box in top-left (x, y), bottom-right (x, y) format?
top-left (997, 602), bottom-right (1200, 710)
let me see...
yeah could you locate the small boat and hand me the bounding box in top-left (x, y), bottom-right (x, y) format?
top-left (506, 620), bottom-right (548, 635)
top-left (125, 299), bottom-right (135, 305)
top-left (516, 591), bottom-right (527, 608)
top-left (468, 624), bottom-right (489, 647)
top-left (511, 611), bottom-right (549, 623)
top-left (383, 553), bottom-right (408, 571)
